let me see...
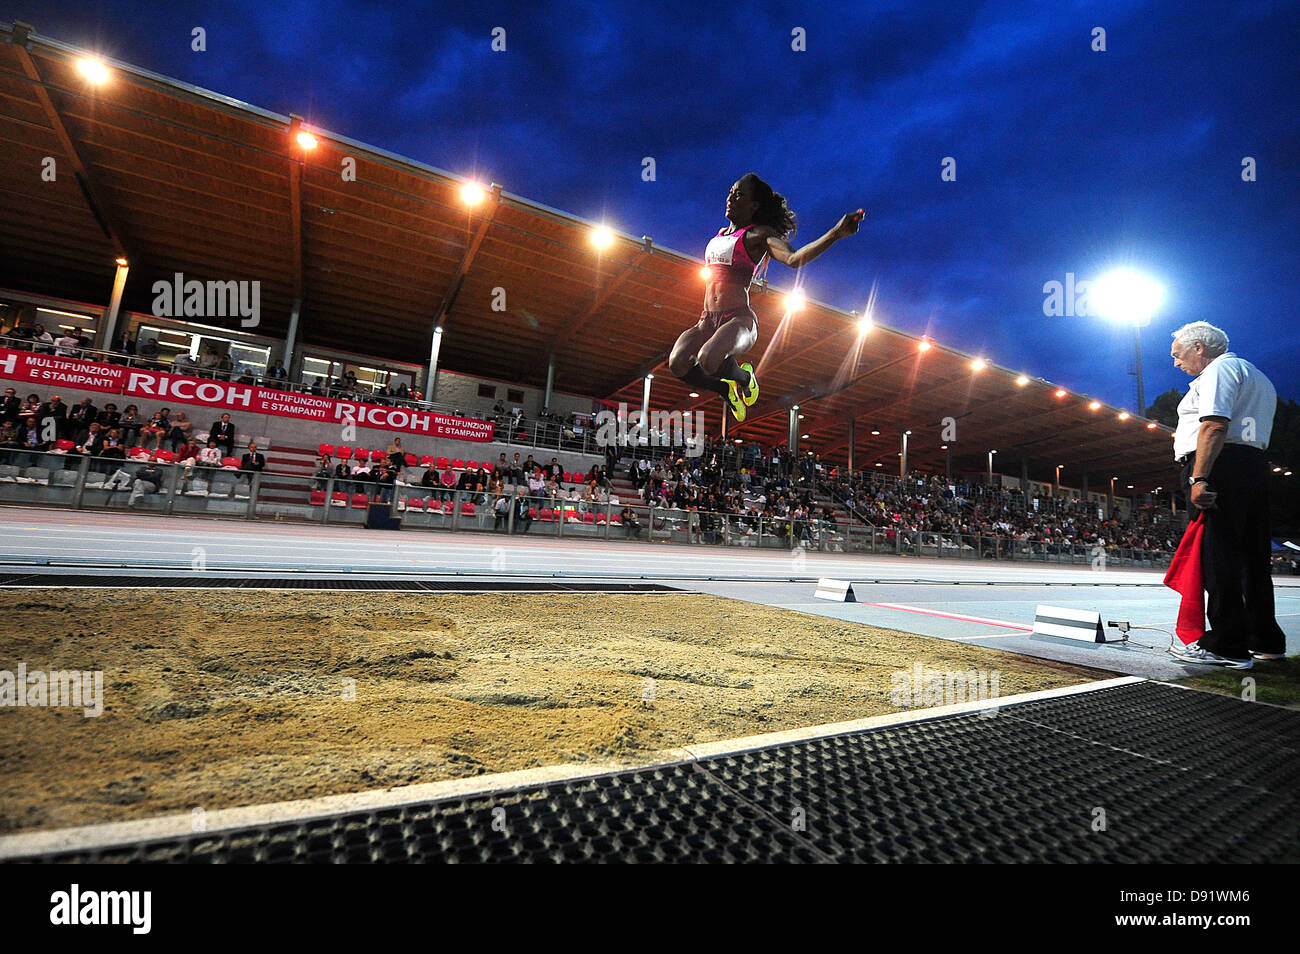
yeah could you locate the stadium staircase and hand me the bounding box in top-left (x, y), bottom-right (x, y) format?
top-left (260, 444), bottom-right (319, 505)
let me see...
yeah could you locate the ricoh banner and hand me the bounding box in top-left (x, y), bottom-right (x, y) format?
top-left (0, 347), bottom-right (494, 442)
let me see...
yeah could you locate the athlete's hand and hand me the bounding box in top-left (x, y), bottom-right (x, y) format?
top-left (834, 209), bottom-right (864, 238)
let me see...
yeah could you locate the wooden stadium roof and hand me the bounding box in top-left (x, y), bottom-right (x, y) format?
top-left (0, 21), bottom-right (1179, 491)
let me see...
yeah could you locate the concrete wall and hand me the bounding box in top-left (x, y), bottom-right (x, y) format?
top-left (433, 368), bottom-right (594, 419)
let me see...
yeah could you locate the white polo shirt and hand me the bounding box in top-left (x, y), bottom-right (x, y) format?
top-left (1173, 352), bottom-right (1276, 459)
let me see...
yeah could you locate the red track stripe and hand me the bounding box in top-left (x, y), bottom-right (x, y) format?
top-left (860, 601), bottom-right (1034, 632)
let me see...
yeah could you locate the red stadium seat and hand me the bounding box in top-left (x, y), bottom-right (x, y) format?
top-left (404, 453), bottom-right (417, 466)
top-left (451, 459), bottom-right (465, 470)
top-left (370, 449), bottom-right (386, 462)
top-left (155, 450), bottom-right (175, 463)
top-left (464, 460), bottom-right (478, 471)
top-left (539, 508), bottom-right (555, 521)
top-left (406, 498), bottom-right (425, 511)
top-left (442, 500), bottom-right (455, 514)
top-left (582, 512), bottom-right (595, 524)
top-left (481, 462), bottom-right (493, 474)
top-left (55, 439), bottom-right (75, 451)
top-left (460, 501), bottom-right (476, 516)
top-left (128, 446), bottom-right (148, 459)
top-left (595, 513), bottom-right (607, 524)
top-left (310, 490), bottom-right (326, 506)
top-left (351, 493), bottom-right (369, 508)
top-left (611, 514), bottom-right (623, 525)
top-left (336, 446), bottom-right (353, 460)
top-left (436, 456), bottom-right (449, 469)
top-left (330, 491), bottom-right (347, 507)
top-left (318, 443), bottom-right (335, 457)
top-left (420, 455), bottom-right (436, 466)
top-left (528, 507), bottom-right (538, 519)
top-left (221, 456), bottom-right (240, 468)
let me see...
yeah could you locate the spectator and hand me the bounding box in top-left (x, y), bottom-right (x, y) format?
top-left (493, 490), bottom-right (510, 529)
top-left (198, 440), bottom-right (223, 467)
top-left (350, 458), bottom-right (373, 495)
top-left (114, 330), bottom-right (136, 355)
top-left (73, 422), bottom-right (104, 455)
top-left (16, 394), bottom-right (40, 431)
top-left (141, 408), bottom-right (171, 450)
top-left (375, 464), bottom-right (396, 503)
top-left (513, 490), bottom-right (533, 533)
top-left (333, 459), bottom-right (353, 494)
top-left (168, 411), bottom-right (193, 452)
top-left (67, 398), bottom-right (97, 442)
top-left (128, 458), bottom-right (167, 507)
top-left (239, 442), bottom-right (266, 482)
top-left (53, 329), bottom-right (81, 357)
top-left (31, 324), bottom-right (54, 353)
top-left (420, 462), bottom-right (441, 499)
top-left (0, 421), bottom-right (22, 449)
top-left (96, 402), bottom-right (121, 431)
top-left (311, 456), bottom-right (333, 490)
top-left (139, 337), bottom-right (161, 361)
top-left (1, 388), bottom-right (20, 425)
top-left (210, 413), bottom-right (235, 457)
top-left (310, 377), bottom-right (325, 396)
top-left (175, 438), bottom-right (201, 464)
top-left (118, 405), bottom-right (143, 448)
top-left (36, 394), bottom-right (68, 441)
top-left (98, 429), bottom-right (126, 460)
top-left (386, 437), bottom-right (405, 470)
top-left (621, 505), bottom-right (642, 538)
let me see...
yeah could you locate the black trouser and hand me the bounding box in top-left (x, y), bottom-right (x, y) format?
top-left (1182, 444), bottom-right (1287, 658)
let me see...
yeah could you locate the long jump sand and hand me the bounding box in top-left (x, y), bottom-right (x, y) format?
top-left (0, 590), bottom-right (1111, 833)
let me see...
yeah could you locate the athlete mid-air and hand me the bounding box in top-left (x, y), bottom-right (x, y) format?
top-left (669, 172), bottom-right (863, 422)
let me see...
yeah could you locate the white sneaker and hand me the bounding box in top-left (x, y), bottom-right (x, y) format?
top-left (1250, 651), bottom-right (1286, 661)
top-left (1173, 645), bottom-right (1253, 669)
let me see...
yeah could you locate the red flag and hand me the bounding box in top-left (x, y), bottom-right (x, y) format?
top-left (1163, 513), bottom-right (1206, 645)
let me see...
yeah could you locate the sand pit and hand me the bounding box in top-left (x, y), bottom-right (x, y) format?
top-left (0, 589), bottom-right (1110, 833)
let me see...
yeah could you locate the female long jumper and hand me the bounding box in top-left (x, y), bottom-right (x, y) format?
top-left (669, 172), bottom-right (862, 422)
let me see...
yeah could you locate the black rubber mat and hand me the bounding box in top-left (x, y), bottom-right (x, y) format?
top-left (0, 574), bottom-right (678, 593)
top-left (10, 681), bottom-right (1297, 863)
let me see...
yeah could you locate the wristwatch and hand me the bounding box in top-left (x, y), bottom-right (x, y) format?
top-left (1189, 476), bottom-right (1211, 486)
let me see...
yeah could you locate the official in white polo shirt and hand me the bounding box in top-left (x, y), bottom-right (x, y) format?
top-left (1169, 321), bottom-right (1286, 666)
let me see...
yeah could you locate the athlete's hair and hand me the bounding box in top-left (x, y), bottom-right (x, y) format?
top-left (740, 173), bottom-right (796, 238)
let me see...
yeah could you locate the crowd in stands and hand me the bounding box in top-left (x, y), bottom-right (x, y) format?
top-left (823, 469), bottom-right (1177, 555)
top-left (0, 377), bottom-right (1178, 556)
top-left (0, 388), bottom-right (266, 505)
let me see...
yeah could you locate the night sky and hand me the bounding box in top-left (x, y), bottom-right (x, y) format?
top-left (15, 0), bottom-right (1300, 411)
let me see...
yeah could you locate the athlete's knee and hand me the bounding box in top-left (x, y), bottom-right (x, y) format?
top-left (696, 345), bottom-right (724, 376)
top-left (668, 350), bottom-right (695, 377)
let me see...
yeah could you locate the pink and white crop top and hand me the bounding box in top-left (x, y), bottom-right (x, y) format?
top-left (704, 225), bottom-right (766, 287)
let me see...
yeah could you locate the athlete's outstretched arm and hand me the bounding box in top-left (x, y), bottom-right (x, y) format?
top-left (765, 209), bottom-right (862, 270)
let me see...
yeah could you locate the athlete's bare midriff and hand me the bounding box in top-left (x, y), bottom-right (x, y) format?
top-left (703, 280), bottom-right (752, 313)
